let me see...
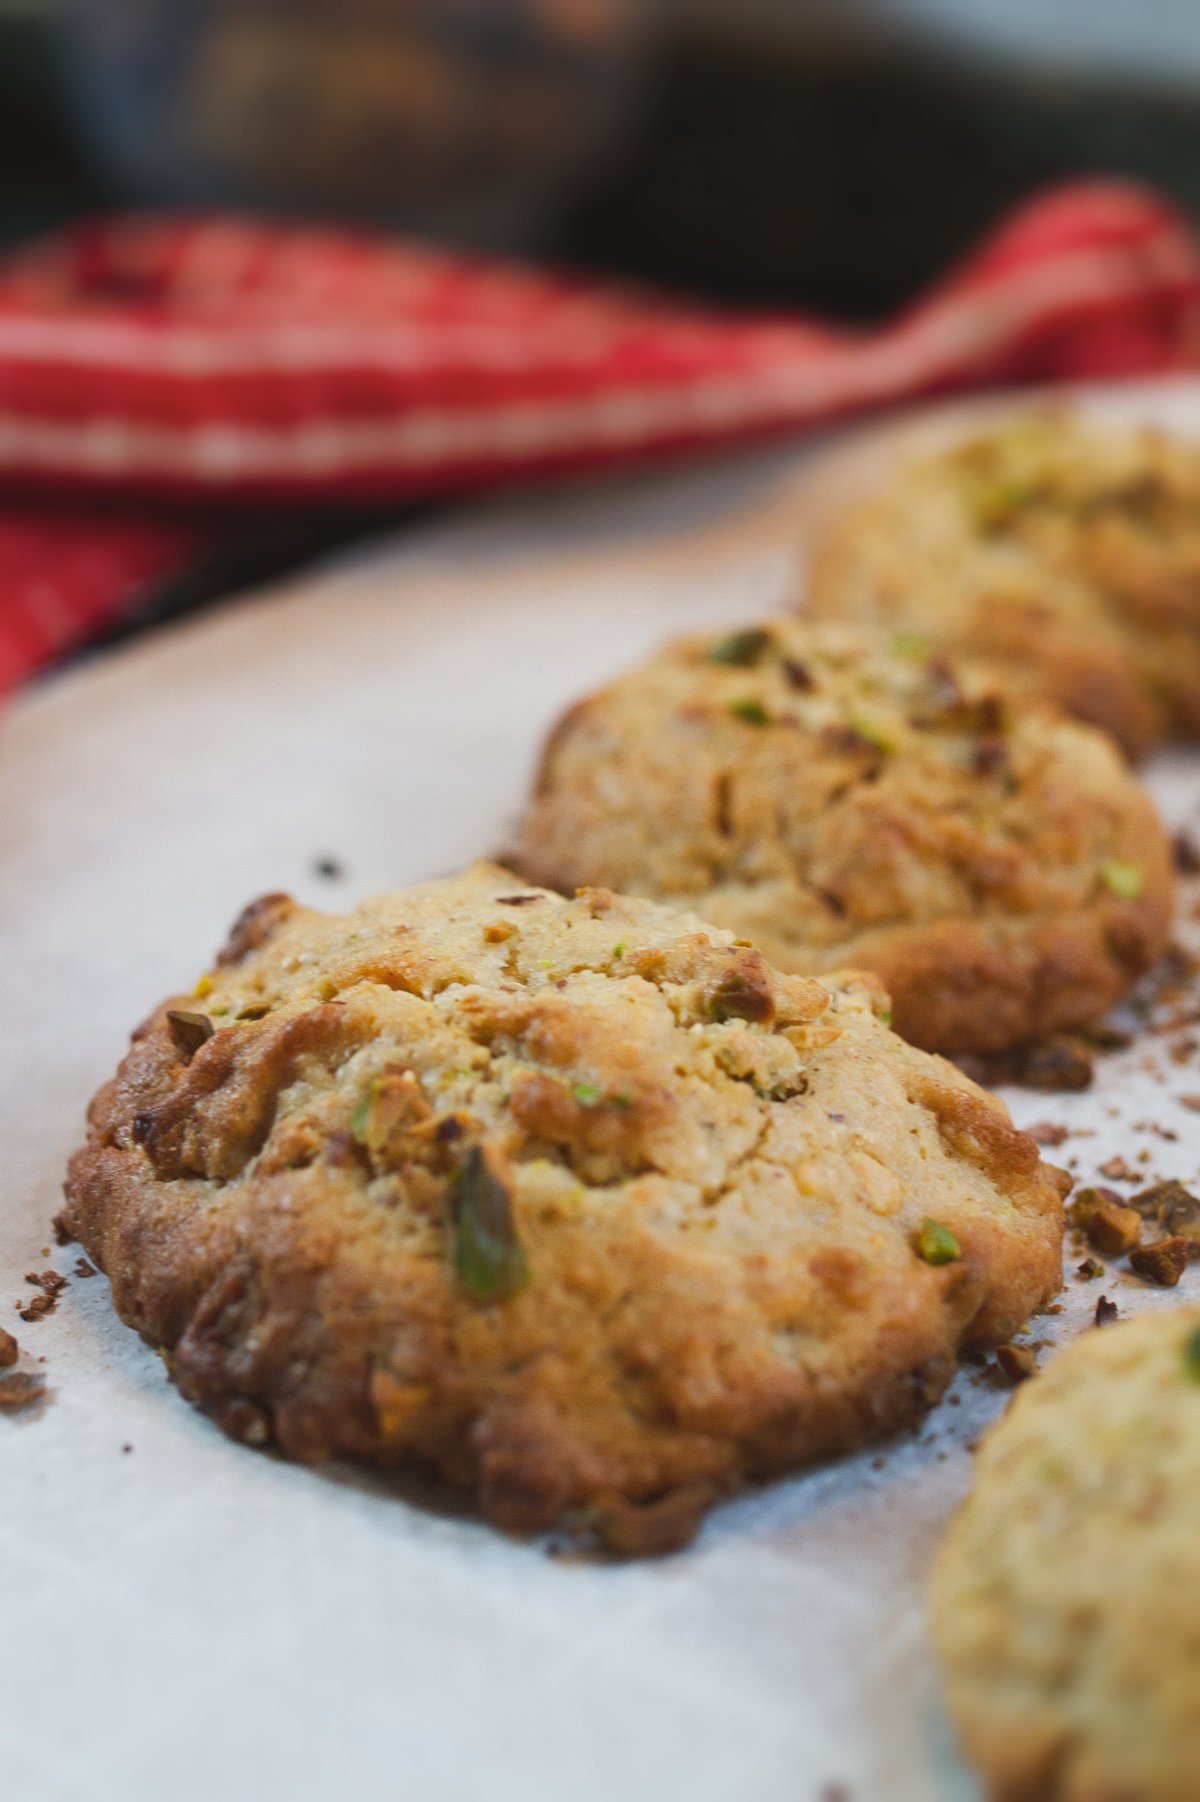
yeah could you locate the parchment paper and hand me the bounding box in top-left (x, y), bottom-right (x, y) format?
top-left (3, 381), bottom-right (1198, 1802)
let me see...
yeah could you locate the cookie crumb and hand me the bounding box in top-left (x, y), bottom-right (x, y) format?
top-left (17, 1294), bottom-right (56, 1323)
top-left (25, 1269), bottom-right (67, 1296)
top-left (1075, 1258), bottom-right (1105, 1281)
top-left (73, 1258), bottom-right (97, 1279)
top-left (994, 1344), bottom-right (1038, 1384)
top-left (1129, 1237), bottom-right (1189, 1287)
top-left (1098, 1156), bottom-right (1139, 1182)
top-left (1027, 1121), bottom-right (1070, 1147)
top-left (1013, 1039), bottom-right (1094, 1093)
top-left (1094, 1295), bottom-right (1120, 1328)
top-left (0, 1372), bottom-right (46, 1411)
top-left (1071, 1190), bottom-right (1142, 1255)
top-left (0, 1327), bottom-right (17, 1368)
top-left (1125, 1179), bottom-right (1200, 1259)
top-left (312, 856), bottom-right (345, 881)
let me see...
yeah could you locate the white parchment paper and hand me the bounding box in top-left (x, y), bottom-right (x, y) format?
top-left (3, 383), bottom-right (1198, 1802)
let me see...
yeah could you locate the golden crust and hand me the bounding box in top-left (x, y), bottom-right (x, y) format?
top-left (930, 1305), bottom-right (1200, 1802)
top-left (515, 622), bottom-right (1173, 1055)
top-left (805, 411), bottom-right (1200, 759)
top-left (62, 864), bottom-right (1065, 1551)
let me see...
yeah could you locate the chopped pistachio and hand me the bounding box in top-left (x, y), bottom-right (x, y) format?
top-left (573, 1080), bottom-right (633, 1110)
top-left (451, 1145), bottom-right (529, 1304)
top-left (729, 697), bottom-right (769, 727)
top-left (1183, 1325), bottom-right (1200, 1383)
top-left (1100, 858), bottom-right (1144, 899)
top-left (611, 942), bottom-right (626, 960)
top-left (848, 714), bottom-right (895, 754)
top-left (969, 476), bottom-right (1041, 533)
top-left (236, 1003), bottom-right (271, 1021)
top-left (915, 1218), bottom-right (962, 1266)
top-left (891, 631), bottom-right (930, 659)
top-left (709, 627), bottom-right (772, 667)
top-left (350, 1070), bottom-right (431, 1159)
top-left (707, 968), bottom-right (775, 1025)
top-left (166, 1009), bottom-right (214, 1060)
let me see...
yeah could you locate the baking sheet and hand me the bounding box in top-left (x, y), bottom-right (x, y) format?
top-left (2, 380), bottom-right (1199, 1802)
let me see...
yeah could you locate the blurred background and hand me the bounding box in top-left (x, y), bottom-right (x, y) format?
top-left (1, 0), bottom-right (1198, 316)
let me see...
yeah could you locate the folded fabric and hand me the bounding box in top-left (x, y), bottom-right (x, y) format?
top-left (2, 178), bottom-right (1198, 691)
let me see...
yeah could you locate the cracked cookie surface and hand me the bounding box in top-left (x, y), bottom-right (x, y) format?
top-left (930, 1305), bottom-right (1200, 1802)
top-left (63, 863), bottom-right (1066, 1551)
top-left (515, 622), bottom-right (1172, 1055)
top-left (806, 411), bottom-right (1200, 759)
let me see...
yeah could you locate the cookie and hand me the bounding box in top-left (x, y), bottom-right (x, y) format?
top-left (930, 1305), bottom-right (1200, 1801)
top-left (805, 411), bottom-right (1200, 759)
top-left (515, 622), bottom-right (1173, 1055)
top-left (62, 863), bottom-right (1066, 1553)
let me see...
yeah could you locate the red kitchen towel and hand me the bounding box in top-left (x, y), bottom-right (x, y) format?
top-left (2, 177), bottom-right (1199, 691)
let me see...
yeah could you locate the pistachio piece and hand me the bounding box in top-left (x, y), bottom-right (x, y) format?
top-left (709, 627), bottom-right (773, 668)
top-left (165, 1010), bottom-right (214, 1061)
top-left (706, 967), bottom-right (775, 1026)
top-left (994, 1343), bottom-right (1037, 1384)
top-left (1129, 1237), bottom-right (1188, 1287)
top-left (1100, 858), bottom-right (1144, 900)
top-left (352, 1069), bottom-right (431, 1162)
top-left (891, 631), bottom-right (930, 659)
top-left (728, 697), bottom-right (769, 726)
top-left (1072, 1190), bottom-right (1141, 1256)
top-left (915, 1218), bottom-right (962, 1266)
top-left (1183, 1325), bottom-right (1200, 1383)
top-left (783, 658), bottom-right (814, 691)
top-left (450, 1145), bottom-right (529, 1304)
top-left (847, 713), bottom-right (896, 755)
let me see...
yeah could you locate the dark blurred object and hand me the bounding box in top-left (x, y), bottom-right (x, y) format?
top-left (60, 0), bottom-right (646, 248)
top-left (0, 13), bottom-right (103, 247)
top-left (560, 20), bottom-right (1200, 317)
top-left (36, 3), bottom-right (1200, 315)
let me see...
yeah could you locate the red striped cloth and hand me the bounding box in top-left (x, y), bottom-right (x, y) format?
top-left (3, 178), bottom-right (1199, 690)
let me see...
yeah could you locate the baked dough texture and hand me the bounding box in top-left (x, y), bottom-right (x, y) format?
top-left (930, 1304), bottom-right (1200, 1802)
top-left (515, 622), bottom-right (1173, 1055)
top-left (63, 864), bottom-right (1065, 1553)
top-left (805, 412), bottom-right (1200, 759)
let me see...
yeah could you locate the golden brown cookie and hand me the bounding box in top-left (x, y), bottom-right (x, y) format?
top-left (515, 622), bottom-right (1173, 1055)
top-left (805, 411), bottom-right (1200, 759)
top-left (930, 1304), bottom-right (1200, 1802)
top-left (62, 863), bottom-right (1066, 1553)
